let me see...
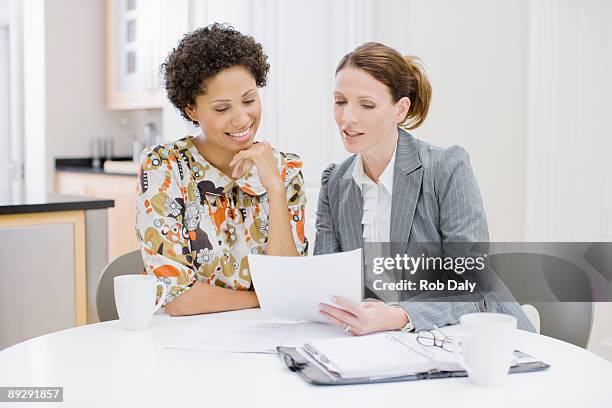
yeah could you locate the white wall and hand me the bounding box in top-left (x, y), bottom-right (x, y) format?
top-left (22, 0), bottom-right (46, 193)
top-left (526, 0), bottom-right (612, 242)
top-left (161, 0), bottom-right (198, 141)
top-left (0, 0), bottom-right (9, 199)
top-left (367, 0), bottom-right (529, 241)
top-left (7, 0), bottom-right (24, 200)
top-left (0, 0), bottom-right (7, 24)
top-left (0, 26), bottom-right (9, 199)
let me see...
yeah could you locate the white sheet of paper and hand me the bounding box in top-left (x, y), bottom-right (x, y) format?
top-left (281, 322), bottom-right (349, 347)
top-left (164, 318), bottom-right (350, 353)
top-left (165, 319), bottom-right (295, 353)
top-left (248, 249), bottom-right (362, 323)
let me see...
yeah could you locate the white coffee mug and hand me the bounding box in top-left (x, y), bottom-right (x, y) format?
top-left (452, 312), bottom-right (517, 386)
top-left (114, 275), bottom-right (167, 330)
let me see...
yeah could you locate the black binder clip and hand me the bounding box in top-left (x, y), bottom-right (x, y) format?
top-left (283, 353), bottom-right (307, 372)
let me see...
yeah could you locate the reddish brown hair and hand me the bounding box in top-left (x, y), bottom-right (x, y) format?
top-left (336, 42), bottom-right (432, 130)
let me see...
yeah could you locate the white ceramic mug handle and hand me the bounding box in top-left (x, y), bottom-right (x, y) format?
top-left (452, 332), bottom-right (473, 373)
top-left (153, 282), bottom-right (167, 313)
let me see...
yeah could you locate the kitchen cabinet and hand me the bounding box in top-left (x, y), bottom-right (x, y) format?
top-left (0, 194), bottom-right (112, 349)
top-left (56, 171), bottom-right (139, 262)
top-left (106, 0), bottom-right (165, 109)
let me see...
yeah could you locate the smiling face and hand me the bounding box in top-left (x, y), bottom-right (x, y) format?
top-left (333, 66), bottom-right (410, 155)
top-left (186, 65), bottom-right (262, 155)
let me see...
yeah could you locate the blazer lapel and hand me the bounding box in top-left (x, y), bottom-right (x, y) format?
top-left (390, 130), bottom-right (423, 255)
top-left (338, 157), bottom-right (363, 251)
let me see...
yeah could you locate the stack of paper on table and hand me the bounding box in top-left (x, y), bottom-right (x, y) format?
top-left (165, 317), bottom-right (350, 353)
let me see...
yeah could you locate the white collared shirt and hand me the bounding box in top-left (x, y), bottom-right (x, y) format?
top-left (352, 146), bottom-right (396, 242)
top-left (352, 145), bottom-right (414, 331)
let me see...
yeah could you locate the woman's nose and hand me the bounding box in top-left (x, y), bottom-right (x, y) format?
top-left (231, 109), bottom-right (251, 128)
top-left (341, 104), bottom-right (357, 126)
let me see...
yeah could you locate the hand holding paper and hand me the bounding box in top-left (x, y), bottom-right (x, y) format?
top-left (248, 249), bottom-right (362, 323)
top-left (318, 296), bottom-right (410, 336)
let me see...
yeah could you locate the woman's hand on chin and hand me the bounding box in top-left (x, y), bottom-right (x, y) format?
top-left (318, 296), bottom-right (409, 336)
top-left (229, 141), bottom-right (284, 192)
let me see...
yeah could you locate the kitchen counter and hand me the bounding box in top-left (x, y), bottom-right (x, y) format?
top-left (0, 191), bottom-right (114, 215)
top-left (55, 157), bottom-right (138, 176)
top-left (55, 162), bottom-right (139, 264)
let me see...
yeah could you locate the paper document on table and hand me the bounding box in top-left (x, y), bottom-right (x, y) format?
top-left (281, 322), bottom-right (349, 347)
top-left (164, 318), bottom-right (350, 353)
top-left (248, 249), bottom-right (362, 323)
top-left (165, 319), bottom-right (295, 353)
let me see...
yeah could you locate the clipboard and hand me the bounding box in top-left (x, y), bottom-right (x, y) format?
top-left (277, 346), bottom-right (551, 386)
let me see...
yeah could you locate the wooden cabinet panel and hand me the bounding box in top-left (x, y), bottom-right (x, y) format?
top-left (0, 210), bottom-right (88, 349)
top-left (56, 172), bottom-right (139, 262)
top-left (0, 223), bottom-right (75, 349)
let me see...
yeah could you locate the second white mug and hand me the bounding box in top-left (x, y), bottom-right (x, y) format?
top-left (453, 312), bottom-right (517, 386)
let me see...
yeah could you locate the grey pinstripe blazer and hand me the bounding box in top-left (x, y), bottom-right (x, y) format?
top-left (314, 129), bottom-right (535, 332)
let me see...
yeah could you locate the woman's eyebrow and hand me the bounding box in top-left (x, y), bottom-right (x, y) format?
top-left (242, 88), bottom-right (256, 97)
top-left (333, 90), bottom-right (377, 99)
top-left (210, 89), bottom-right (257, 104)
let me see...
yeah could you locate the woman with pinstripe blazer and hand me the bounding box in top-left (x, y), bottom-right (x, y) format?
top-left (315, 42), bottom-right (534, 336)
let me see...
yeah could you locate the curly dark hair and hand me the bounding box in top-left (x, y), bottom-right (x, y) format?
top-left (161, 23), bottom-right (270, 127)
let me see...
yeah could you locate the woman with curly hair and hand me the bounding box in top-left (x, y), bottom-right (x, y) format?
top-left (136, 23), bottom-right (307, 316)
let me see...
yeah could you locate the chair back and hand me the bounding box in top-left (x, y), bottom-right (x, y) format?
top-left (521, 304), bottom-right (541, 333)
top-left (489, 252), bottom-right (593, 348)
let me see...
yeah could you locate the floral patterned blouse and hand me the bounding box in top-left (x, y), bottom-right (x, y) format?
top-left (135, 135), bottom-right (308, 306)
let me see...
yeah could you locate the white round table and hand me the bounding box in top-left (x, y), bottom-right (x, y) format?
top-left (1, 309), bottom-right (611, 408)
